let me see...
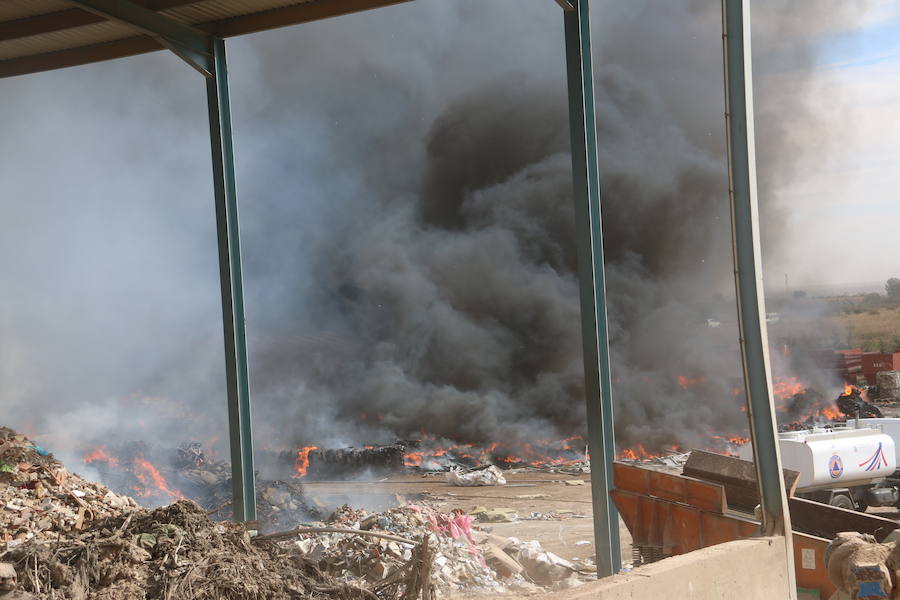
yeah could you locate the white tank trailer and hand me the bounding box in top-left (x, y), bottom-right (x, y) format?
top-left (740, 425), bottom-right (899, 511)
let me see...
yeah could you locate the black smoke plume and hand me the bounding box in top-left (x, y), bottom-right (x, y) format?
top-left (0, 1), bottom-right (864, 471)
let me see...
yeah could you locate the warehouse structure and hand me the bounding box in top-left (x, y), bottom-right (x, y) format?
top-left (0, 0), bottom-right (794, 592)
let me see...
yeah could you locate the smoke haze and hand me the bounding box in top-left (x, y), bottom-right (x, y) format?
top-left (0, 1), bottom-right (869, 471)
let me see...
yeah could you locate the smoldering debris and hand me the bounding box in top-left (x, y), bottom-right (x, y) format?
top-left (836, 387), bottom-right (883, 420)
top-left (0, 426), bottom-right (593, 599)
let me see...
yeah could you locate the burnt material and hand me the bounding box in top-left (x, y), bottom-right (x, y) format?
top-left (837, 388), bottom-right (882, 419)
top-left (286, 444), bottom-right (408, 480)
top-left (310, 444), bottom-right (406, 478)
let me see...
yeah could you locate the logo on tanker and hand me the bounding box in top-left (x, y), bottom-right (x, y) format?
top-left (859, 442), bottom-right (889, 472)
top-left (829, 455), bottom-right (844, 479)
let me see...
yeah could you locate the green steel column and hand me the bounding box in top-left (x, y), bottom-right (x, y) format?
top-left (563, 0), bottom-right (620, 577)
top-left (206, 37), bottom-right (256, 522)
top-left (721, 0), bottom-right (795, 592)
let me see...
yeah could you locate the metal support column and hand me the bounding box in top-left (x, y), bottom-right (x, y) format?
top-left (206, 37), bottom-right (256, 522)
top-left (563, 0), bottom-right (621, 577)
top-left (721, 0), bottom-right (795, 590)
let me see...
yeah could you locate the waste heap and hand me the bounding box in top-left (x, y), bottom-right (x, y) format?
top-left (0, 427), bottom-right (591, 598)
top-left (837, 387), bottom-right (883, 419)
top-left (0, 428), bottom-right (429, 599)
top-left (0, 427), bottom-right (136, 550)
top-left (266, 503), bottom-right (591, 594)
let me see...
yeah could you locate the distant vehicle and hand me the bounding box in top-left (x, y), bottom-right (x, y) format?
top-left (765, 312), bottom-right (780, 323)
top-left (706, 318), bottom-right (721, 328)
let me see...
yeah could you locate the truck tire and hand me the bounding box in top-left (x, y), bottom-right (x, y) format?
top-left (830, 494), bottom-right (854, 510)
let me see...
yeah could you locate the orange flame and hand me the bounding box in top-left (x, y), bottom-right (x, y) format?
top-left (83, 446), bottom-right (119, 468)
top-left (712, 434), bottom-right (750, 446)
top-left (294, 445), bottom-right (318, 478)
top-left (772, 376), bottom-right (806, 399)
top-left (133, 457), bottom-right (183, 499)
top-left (677, 375), bottom-right (707, 390)
top-left (404, 452), bottom-right (424, 467)
top-left (823, 406), bottom-right (842, 420)
top-left (617, 443), bottom-right (663, 460)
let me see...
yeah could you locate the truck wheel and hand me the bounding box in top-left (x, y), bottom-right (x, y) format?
top-left (830, 494), bottom-right (854, 510)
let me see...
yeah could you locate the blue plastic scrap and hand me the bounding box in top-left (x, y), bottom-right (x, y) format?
top-left (29, 443), bottom-right (50, 457)
top-left (858, 581), bottom-right (887, 598)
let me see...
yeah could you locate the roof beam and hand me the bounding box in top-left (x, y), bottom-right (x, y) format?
top-left (64, 0), bottom-right (208, 50)
top-left (202, 0), bottom-right (414, 37)
top-left (0, 1), bottom-right (202, 43)
top-left (65, 0), bottom-right (212, 74)
top-left (0, 0), bottom-right (414, 79)
top-left (0, 35), bottom-right (160, 79)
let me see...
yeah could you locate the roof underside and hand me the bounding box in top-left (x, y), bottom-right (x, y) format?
top-left (0, 0), bottom-right (411, 79)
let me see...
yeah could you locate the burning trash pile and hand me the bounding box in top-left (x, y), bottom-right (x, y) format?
top-left (290, 437), bottom-right (591, 481)
top-left (836, 385), bottom-right (883, 419)
top-left (82, 440), bottom-right (322, 533)
top-left (0, 427), bottom-right (591, 598)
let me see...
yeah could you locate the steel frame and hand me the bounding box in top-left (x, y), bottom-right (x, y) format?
top-left (15, 5), bottom-right (793, 579)
top-left (562, 0), bottom-right (621, 577)
top-left (206, 37), bottom-right (257, 523)
top-left (721, 0), bottom-right (795, 593)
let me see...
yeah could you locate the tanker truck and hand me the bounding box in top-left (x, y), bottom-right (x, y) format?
top-left (740, 425), bottom-right (900, 511)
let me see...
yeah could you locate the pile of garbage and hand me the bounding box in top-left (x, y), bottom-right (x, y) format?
top-left (271, 503), bottom-right (592, 594)
top-left (0, 427), bottom-right (593, 598)
top-left (85, 441), bottom-right (323, 532)
top-left (2, 500), bottom-right (382, 600)
top-left (0, 427), bottom-right (137, 551)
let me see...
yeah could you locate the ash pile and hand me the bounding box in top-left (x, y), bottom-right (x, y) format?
top-left (0, 426), bottom-right (593, 599)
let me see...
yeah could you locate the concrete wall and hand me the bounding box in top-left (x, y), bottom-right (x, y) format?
top-left (549, 537), bottom-right (792, 600)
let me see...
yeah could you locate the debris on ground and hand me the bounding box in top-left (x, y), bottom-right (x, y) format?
top-left (0, 427), bottom-right (595, 598)
top-left (837, 386), bottom-right (883, 418)
top-left (470, 507), bottom-right (518, 523)
top-left (3, 499), bottom-right (430, 600)
top-left (0, 427), bottom-right (138, 551)
top-left (447, 466), bottom-right (506, 487)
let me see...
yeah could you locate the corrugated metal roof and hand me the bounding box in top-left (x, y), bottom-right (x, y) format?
top-left (0, 0), bottom-right (412, 78)
top-left (0, 1), bottom-right (72, 22)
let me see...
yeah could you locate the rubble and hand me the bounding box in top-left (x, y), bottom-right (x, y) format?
top-left (837, 387), bottom-right (882, 419)
top-left (0, 427), bottom-right (138, 551)
top-left (267, 502), bottom-right (592, 593)
top-left (0, 427), bottom-right (594, 598)
top-left (3, 499), bottom-right (415, 600)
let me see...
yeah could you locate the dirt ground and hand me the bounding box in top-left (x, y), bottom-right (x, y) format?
top-left (301, 470), bottom-right (630, 599)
